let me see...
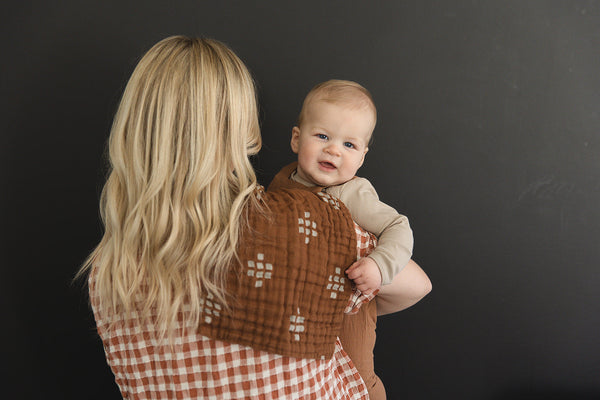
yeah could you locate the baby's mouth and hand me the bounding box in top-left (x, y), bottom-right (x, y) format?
top-left (319, 161), bottom-right (336, 170)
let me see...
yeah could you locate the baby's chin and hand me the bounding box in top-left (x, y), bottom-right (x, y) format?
top-left (297, 168), bottom-right (343, 187)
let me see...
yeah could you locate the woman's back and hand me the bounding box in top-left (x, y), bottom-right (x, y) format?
top-left (90, 187), bottom-right (375, 399)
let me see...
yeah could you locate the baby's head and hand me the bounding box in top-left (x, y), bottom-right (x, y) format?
top-left (291, 80), bottom-right (376, 187)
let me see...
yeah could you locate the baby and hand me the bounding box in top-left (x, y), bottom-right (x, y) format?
top-left (269, 79), bottom-right (413, 294)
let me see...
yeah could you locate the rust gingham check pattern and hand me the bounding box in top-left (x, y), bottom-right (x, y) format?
top-left (345, 223), bottom-right (379, 314)
top-left (90, 222), bottom-right (377, 399)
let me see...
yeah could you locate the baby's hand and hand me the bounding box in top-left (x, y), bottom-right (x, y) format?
top-left (345, 257), bottom-right (382, 296)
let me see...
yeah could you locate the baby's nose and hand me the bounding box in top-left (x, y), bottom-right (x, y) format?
top-left (324, 143), bottom-right (341, 156)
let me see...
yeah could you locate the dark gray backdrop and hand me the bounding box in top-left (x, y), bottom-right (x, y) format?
top-left (2, 1), bottom-right (599, 399)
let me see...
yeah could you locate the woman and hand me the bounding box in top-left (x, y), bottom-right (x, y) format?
top-left (80, 35), bottom-right (381, 399)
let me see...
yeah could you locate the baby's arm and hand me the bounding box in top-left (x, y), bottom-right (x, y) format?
top-left (326, 177), bottom-right (413, 286)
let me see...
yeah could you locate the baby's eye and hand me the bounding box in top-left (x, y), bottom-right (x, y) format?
top-left (344, 142), bottom-right (355, 149)
top-left (317, 134), bottom-right (328, 140)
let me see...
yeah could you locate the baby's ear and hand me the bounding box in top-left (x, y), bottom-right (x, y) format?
top-left (290, 127), bottom-right (301, 153)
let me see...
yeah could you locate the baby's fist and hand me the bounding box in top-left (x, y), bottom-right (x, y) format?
top-left (345, 257), bottom-right (382, 295)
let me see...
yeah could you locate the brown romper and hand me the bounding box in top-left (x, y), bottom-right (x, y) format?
top-left (268, 163), bottom-right (387, 400)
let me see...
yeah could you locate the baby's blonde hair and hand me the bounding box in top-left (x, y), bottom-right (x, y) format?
top-left (297, 79), bottom-right (377, 129)
top-left (77, 36), bottom-right (262, 338)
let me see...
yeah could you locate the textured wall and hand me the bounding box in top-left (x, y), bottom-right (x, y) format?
top-left (2, 1), bottom-right (599, 399)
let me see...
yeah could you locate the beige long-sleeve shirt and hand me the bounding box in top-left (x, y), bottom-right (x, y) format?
top-left (290, 168), bottom-right (413, 285)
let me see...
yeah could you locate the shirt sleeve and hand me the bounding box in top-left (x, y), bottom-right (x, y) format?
top-left (327, 177), bottom-right (413, 285)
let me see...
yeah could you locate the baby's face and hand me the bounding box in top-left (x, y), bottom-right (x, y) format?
top-left (291, 100), bottom-right (374, 187)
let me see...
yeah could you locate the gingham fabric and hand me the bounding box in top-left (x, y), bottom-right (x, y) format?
top-left (345, 223), bottom-right (379, 314)
top-left (91, 327), bottom-right (368, 399)
top-left (89, 198), bottom-right (377, 399)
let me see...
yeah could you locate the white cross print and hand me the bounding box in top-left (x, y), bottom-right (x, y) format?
top-left (199, 293), bottom-right (222, 324)
top-left (298, 211), bottom-right (318, 244)
top-left (289, 308), bottom-right (305, 341)
top-left (318, 192), bottom-right (341, 210)
top-left (247, 253), bottom-right (273, 288)
top-left (327, 267), bottom-right (346, 299)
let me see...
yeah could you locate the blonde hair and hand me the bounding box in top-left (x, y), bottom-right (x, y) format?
top-left (297, 79), bottom-right (377, 129)
top-left (77, 36), bottom-right (262, 338)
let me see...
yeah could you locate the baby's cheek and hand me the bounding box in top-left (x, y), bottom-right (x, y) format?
top-left (297, 153), bottom-right (312, 170)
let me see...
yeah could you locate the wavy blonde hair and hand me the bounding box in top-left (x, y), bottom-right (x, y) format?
top-left (78, 36), bottom-right (262, 337)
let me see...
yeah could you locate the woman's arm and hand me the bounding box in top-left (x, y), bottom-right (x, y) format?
top-left (376, 259), bottom-right (432, 316)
